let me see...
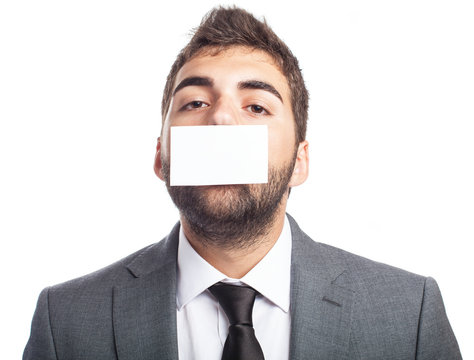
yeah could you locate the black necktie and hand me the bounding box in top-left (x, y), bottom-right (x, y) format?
top-left (209, 282), bottom-right (265, 360)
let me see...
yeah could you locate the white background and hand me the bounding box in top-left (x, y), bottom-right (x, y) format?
top-left (1, 0), bottom-right (472, 358)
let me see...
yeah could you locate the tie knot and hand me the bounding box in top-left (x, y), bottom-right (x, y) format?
top-left (209, 282), bottom-right (258, 326)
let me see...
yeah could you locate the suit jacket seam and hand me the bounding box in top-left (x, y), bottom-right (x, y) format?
top-left (414, 276), bottom-right (427, 359)
top-left (46, 286), bottom-right (60, 360)
top-left (111, 286), bottom-right (119, 359)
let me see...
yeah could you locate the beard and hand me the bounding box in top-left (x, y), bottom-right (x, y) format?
top-left (161, 154), bottom-right (296, 250)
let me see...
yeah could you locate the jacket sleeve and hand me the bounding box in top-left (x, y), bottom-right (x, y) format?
top-left (23, 287), bottom-right (58, 360)
top-left (416, 277), bottom-right (462, 359)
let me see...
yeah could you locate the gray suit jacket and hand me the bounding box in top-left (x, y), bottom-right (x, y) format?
top-left (24, 215), bottom-right (462, 359)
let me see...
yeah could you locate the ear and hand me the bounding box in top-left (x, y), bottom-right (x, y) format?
top-left (153, 137), bottom-right (165, 181)
top-left (289, 140), bottom-right (309, 188)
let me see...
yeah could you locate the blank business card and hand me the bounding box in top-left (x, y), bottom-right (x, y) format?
top-left (170, 125), bottom-right (268, 186)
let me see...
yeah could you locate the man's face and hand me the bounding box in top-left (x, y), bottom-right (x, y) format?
top-left (155, 46), bottom-right (308, 247)
top-left (163, 46), bottom-right (297, 163)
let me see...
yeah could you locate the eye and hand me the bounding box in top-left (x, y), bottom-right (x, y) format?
top-left (181, 101), bottom-right (209, 111)
top-left (247, 104), bottom-right (269, 115)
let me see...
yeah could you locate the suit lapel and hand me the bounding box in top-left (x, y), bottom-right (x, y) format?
top-left (288, 215), bottom-right (355, 360)
top-left (113, 224), bottom-right (180, 360)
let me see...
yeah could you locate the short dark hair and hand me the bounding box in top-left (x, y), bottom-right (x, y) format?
top-left (161, 6), bottom-right (309, 144)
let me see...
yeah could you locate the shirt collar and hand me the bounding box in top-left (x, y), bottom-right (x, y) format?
top-left (176, 215), bottom-right (292, 313)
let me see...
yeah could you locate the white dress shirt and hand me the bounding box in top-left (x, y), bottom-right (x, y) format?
top-left (176, 216), bottom-right (292, 360)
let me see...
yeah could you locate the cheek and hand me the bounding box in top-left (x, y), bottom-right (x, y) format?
top-left (267, 122), bottom-right (296, 165)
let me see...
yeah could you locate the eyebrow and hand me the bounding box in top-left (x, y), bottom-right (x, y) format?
top-left (172, 76), bottom-right (283, 103)
top-left (238, 80), bottom-right (283, 103)
top-left (173, 76), bottom-right (214, 96)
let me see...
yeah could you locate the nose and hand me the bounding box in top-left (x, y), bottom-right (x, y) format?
top-left (207, 97), bottom-right (239, 125)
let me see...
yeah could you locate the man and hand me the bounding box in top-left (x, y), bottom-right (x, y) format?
top-left (24, 6), bottom-right (461, 360)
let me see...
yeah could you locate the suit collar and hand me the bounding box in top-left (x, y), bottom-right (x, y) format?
top-left (113, 223), bottom-right (180, 360)
top-left (288, 214), bottom-right (355, 359)
top-left (125, 222), bottom-right (180, 278)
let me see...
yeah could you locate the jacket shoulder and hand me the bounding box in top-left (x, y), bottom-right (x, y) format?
top-left (49, 222), bottom-right (179, 295)
top-left (49, 243), bottom-right (151, 292)
top-left (289, 214), bottom-right (426, 288)
top-left (318, 240), bottom-right (426, 284)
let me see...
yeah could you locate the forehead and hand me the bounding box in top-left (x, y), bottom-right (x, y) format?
top-left (174, 46), bottom-right (290, 99)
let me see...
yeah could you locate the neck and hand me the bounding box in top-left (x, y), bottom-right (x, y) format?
top-left (180, 202), bottom-right (288, 279)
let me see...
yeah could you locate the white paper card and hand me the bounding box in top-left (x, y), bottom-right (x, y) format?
top-left (170, 125), bottom-right (268, 186)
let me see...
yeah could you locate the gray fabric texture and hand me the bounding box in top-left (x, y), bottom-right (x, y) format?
top-left (23, 215), bottom-right (462, 359)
